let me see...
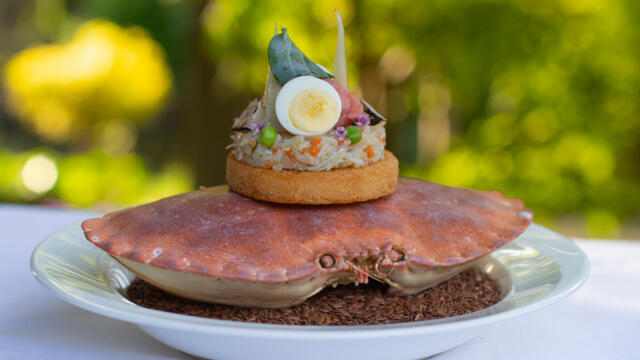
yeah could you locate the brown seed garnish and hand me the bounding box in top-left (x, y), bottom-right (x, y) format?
top-left (126, 267), bottom-right (503, 325)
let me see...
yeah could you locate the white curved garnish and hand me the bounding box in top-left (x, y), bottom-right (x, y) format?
top-left (333, 10), bottom-right (349, 90)
top-left (261, 68), bottom-right (282, 130)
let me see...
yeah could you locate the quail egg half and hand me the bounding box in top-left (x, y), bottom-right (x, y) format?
top-left (275, 75), bottom-right (342, 136)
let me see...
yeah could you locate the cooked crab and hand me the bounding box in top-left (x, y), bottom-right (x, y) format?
top-left (81, 178), bottom-right (532, 308)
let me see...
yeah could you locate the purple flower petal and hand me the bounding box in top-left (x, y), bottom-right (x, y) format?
top-left (335, 126), bottom-right (347, 141)
top-left (248, 123), bottom-right (266, 134)
top-left (355, 114), bottom-right (370, 127)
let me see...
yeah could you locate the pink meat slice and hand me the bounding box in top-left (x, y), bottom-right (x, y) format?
top-left (324, 78), bottom-right (367, 128)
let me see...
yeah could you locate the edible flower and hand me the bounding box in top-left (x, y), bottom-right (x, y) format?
top-left (354, 114), bottom-right (370, 127)
top-left (335, 126), bottom-right (347, 141)
top-left (248, 123), bottom-right (266, 135)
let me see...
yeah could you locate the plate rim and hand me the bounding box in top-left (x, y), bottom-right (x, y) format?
top-left (31, 222), bottom-right (589, 338)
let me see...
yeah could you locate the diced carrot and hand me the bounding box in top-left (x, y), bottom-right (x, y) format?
top-left (381, 137), bottom-right (386, 143)
top-left (247, 140), bottom-right (257, 147)
top-left (284, 150), bottom-right (296, 162)
top-left (364, 146), bottom-right (374, 158)
top-left (338, 139), bottom-right (345, 146)
top-left (272, 147), bottom-right (280, 154)
top-left (307, 146), bottom-right (321, 156)
top-left (265, 163), bottom-right (274, 169)
top-left (311, 138), bottom-right (322, 147)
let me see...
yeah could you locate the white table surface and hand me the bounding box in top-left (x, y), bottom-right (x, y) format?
top-left (1, 204), bottom-right (638, 360)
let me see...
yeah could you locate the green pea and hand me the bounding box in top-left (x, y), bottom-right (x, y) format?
top-left (259, 126), bottom-right (277, 147)
top-left (345, 126), bottom-right (362, 144)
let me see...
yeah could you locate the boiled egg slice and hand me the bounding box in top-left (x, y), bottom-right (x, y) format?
top-left (275, 76), bottom-right (342, 136)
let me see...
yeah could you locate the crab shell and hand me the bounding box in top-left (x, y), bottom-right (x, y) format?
top-left (82, 178), bottom-right (532, 308)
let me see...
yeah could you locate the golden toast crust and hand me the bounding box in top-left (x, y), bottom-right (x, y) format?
top-left (226, 150), bottom-right (399, 204)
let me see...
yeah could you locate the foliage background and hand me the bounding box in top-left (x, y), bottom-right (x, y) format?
top-left (1, 0), bottom-right (639, 238)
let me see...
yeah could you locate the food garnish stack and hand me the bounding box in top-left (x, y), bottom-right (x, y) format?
top-left (227, 12), bottom-right (397, 204)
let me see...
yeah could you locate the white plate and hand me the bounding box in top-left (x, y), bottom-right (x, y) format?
top-left (31, 223), bottom-right (588, 360)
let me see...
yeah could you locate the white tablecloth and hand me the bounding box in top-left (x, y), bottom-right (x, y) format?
top-left (1, 204), bottom-right (638, 359)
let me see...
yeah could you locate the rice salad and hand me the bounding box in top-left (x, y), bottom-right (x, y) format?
top-left (231, 123), bottom-right (386, 171)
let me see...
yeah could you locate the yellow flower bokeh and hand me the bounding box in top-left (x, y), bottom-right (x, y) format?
top-left (4, 20), bottom-right (172, 143)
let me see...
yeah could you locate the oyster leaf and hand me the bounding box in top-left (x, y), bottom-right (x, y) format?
top-left (268, 28), bottom-right (333, 85)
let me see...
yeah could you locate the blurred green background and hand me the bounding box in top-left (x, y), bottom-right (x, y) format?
top-left (1, 0), bottom-right (638, 239)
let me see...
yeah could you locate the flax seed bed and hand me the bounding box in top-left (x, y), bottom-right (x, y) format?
top-left (126, 268), bottom-right (503, 325)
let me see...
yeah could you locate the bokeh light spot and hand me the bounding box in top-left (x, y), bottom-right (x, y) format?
top-left (379, 46), bottom-right (415, 84)
top-left (97, 121), bottom-right (137, 155)
top-left (427, 149), bottom-right (480, 187)
top-left (3, 20), bottom-right (172, 144)
top-left (21, 154), bottom-right (58, 194)
top-left (480, 113), bottom-right (515, 148)
top-left (522, 108), bottom-right (558, 143)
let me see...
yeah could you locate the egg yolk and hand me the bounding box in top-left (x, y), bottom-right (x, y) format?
top-left (288, 88), bottom-right (340, 132)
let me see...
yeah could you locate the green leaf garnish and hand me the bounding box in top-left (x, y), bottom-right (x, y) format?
top-left (268, 28), bottom-right (333, 86)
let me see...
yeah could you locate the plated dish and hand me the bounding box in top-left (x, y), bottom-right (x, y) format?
top-left (31, 222), bottom-right (589, 360)
top-left (78, 12), bottom-right (532, 309)
top-left (31, 11), bottom-right (590, 360)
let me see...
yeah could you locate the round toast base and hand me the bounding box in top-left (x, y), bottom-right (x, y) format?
top-left (226, 150), bottom-right (398, 205)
